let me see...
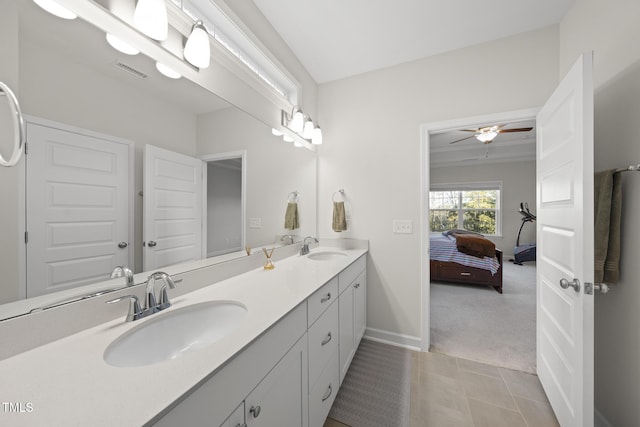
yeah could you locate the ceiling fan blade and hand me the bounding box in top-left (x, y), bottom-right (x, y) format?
top-left (498, 127), bottom-right (533, 133)
top-left (449, 135), bottom-right (476, 144)
top-left (460, 129), bottom-right (478, 132)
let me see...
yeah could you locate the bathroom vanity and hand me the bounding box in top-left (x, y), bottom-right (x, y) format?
top-left (0, 243), bottom-right (367, 427)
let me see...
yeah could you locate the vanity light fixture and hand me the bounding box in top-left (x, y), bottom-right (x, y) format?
top-left (106, 33), bottom-right (140, 55)
top-left (184, 21), bottom-right (210, 69)
top-left (271, 128), bottom-right (284, 136)
top-left (155, 62), bottom-right (181, 79)
top-left (302, 117), bottom-right (315, 139)
top-left (134, 0), bottom-right (168, 41)
top-left (33, 0), bottom-right (77, 20)
top-left (289, 107), bottom-right (304, 133)
top-left (283, 134), bottom-right (294, 143)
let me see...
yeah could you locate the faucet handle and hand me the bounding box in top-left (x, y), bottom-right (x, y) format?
top-left (157, 275), bottom-right (179, 310)
top-left (107, 295), bottom-right (143, 322)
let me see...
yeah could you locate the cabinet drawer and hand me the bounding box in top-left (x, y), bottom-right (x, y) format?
top-left (338, 255), bottom-right (366, 294)
top-left (308, 301), bottom-right (339, 386)
top-left (308, 277), bottom-right (338, 326)
top-left (309, 353), bottom-right (340, 427)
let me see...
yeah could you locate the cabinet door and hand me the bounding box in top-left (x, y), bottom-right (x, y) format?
top-left (354, 271), bottom-right (367, 344)
top-left (220, 402), bottom-right (245, 427)
top-left (245, 335), bottom-right (309, 427)
top-left (339, 282), bottom-right (355, 384)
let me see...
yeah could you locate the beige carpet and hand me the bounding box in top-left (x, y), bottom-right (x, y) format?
top-left (430, 261), bottom-right (537, 373)
top-left (328, 339), bottom-right (412, 427)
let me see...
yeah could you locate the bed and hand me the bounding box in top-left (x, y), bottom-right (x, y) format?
top-left (429, 232), bottom-right (503, 293)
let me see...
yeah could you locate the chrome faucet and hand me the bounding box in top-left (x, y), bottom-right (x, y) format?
top-left (106, 271), bottom-right (177, 322)
top-left (110, 266), bottom-right (134, 287)
top-left (300, 236), bottom-right (318, 255)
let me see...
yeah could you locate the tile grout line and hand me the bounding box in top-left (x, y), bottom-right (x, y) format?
top-left (455, 356), bottom-right (477, 427)
top-left (499, 366), bottom-right (531, 427)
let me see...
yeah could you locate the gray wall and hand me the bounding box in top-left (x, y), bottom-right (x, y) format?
top-left (430, 160), bottom-right (536, 258)
top-left (207, 163), bottom-right (242, 256)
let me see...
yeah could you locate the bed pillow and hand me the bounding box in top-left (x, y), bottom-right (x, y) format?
top-left (453, 233), bottom-right (495, 258)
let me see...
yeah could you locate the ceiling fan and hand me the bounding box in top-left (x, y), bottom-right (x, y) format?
top-left (449, 124), bottom-right (533, 144)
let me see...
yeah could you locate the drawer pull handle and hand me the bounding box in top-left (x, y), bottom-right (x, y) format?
top-left (460, 272), bottom-right (471, 276)
top-left (322, 384), bottom-right (333, 402)
top-left (321, 293), bottom-right (331, 303)
top-left (321, 332), bottom-right (332, 346)
top-left (250, 405), bottom-right (261, 418)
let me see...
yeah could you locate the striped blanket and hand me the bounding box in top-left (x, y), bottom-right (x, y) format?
top-left (429, 233), bottom-right (501, 275)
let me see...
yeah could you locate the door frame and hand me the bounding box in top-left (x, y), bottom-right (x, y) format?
top-left (419, 107), bottom-right (539, 352)
top-left (199, 150), bottom-right (247, 259)
top-left (18, 115), bottom-right (135, 299)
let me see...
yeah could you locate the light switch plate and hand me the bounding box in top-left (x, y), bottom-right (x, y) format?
top-left (249, 218), bottom-right (262, 229)
top-left (393, 220), bottom-right (413, 234)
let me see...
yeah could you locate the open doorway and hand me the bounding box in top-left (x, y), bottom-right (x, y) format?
top-left (420, 108), bottom-right (538, 373)
top-left (201, 151), bottom-right (246, 258)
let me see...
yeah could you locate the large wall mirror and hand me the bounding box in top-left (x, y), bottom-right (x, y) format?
top-left (0, 0), bottom-right (317, 319)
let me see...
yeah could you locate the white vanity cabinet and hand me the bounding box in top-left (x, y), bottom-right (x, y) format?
top-left (338, 255), bottom-right (367, 383)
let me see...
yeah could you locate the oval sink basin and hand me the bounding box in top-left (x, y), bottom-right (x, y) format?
top-left (307, 251), bottom-right (348, 261)
top-left (104, 301), bottom-right (247, 368)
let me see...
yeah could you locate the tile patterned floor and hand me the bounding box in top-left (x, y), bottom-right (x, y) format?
top-left (324, 350), bottom-right (559, 427)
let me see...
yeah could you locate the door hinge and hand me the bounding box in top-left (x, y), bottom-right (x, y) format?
top-left (24, 231), bottom-right (28, 244)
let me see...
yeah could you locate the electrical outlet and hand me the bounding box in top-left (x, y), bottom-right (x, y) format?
top-left (393, 220), bottom-right (413, 234)
top-left (249, 218), bottom-right (262, 229)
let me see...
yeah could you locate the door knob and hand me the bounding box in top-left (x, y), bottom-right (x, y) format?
top-left (559, 278), bottom-right (581, 293)
top-left (117, 242), bottom-right (128, 249)
top-left (249, 405), bottom-right (261, 418)
top-left (147, 241), bottom-right (157, 247)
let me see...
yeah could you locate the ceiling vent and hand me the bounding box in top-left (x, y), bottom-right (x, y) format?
top-left (113, 61), bottom-right (148, 79)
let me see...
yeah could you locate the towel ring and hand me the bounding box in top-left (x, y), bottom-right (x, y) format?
top-left (332, 189), bottom-right (345, 202)
top-left (0, 82), bottom-right (26, 167)
top-left (288, 191), bottom-right (299, 202)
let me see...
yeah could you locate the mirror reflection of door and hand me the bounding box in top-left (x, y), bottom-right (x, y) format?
top-left (206, 157), bottom-right (244, 257)
top-left (25, 119), bottom-right (133, 298)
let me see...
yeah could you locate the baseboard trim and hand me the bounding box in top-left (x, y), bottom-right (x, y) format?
top-left (364, 327), bottom-right (421, 351)
top-left (595, 408), bottom-right (613, 427)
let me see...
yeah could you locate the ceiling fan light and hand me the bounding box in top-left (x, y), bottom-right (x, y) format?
top-left (33, 0), bottom-right (77, 20)
top-left (155, 62), bottom-right (181, 79)
top-left (106, 33), bottom-right (140, 55)
top-left (184, 21), bottom-right (210, 69)
top-left (476, 131), bottom-right (498, 143)
top-left (134, 0), bottom-right (168, 41)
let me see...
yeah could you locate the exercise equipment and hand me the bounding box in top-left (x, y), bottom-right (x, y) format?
top-left (509, 202), bottom-right (536, 265)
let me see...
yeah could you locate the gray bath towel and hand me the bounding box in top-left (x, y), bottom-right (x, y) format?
top-left (284, 202), bottom-right (299, 230)
top-left (332, 201), bottom-right (347, 232)
top-left (594, 169), bottom-right (622, 284)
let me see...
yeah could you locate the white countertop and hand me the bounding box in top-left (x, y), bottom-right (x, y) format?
top-left (0, 247), bottom-right (367, 426)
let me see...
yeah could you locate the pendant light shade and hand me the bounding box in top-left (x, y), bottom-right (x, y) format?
top-left (302, 118), bottom-right (314, 139)
top-left (312, 126), bottom-right (323, 145)
top-left (290, 110), bottom-right (304, 133)
top-left (134, 0), bottom-right (168, 41)
top-left (271, 128), bottom-right (283, 136)
top-left (33, 0), bottom-right (77, 20)
top-left (106, 33), bottom-right (140, 55)
top-left (184, 21), bottom-right (210, 69)
top-left (283, 134), bottom-right (294, 143)
top-left (156, 62), bottom-right (181, 79)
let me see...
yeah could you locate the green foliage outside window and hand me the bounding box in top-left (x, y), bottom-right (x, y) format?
top-left (429, 189), bottom-right (499, 234)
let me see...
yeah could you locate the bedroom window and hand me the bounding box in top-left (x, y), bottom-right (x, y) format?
top-left (429, 182), bottom-right (502, 236)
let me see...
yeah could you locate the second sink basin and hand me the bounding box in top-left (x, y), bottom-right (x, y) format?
top-left (104, 300), bottom-right (247, 368)
top-left (307, 251), bottom-right (348, 261)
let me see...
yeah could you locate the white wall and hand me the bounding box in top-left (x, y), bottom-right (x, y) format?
top-left (430, 160), bottom-right (536, 258)
top-left (197, 107), bottom-right (317, 249)
top-left (207, 163), bottom-right (242, 255)
top-left (317, 27), bottom-right (559, 343)
top-left (559, 1), bottom-right (640, 425)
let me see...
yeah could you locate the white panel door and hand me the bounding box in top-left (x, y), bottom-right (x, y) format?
top-left (144, 145), bottom-right (203, 271)
top-left (536, 52), bottom-right (594, 427)
top-left (26, 122), bottom-right (131, 297)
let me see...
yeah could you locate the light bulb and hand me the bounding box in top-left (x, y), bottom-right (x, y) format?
top-left (184, 21), bottom-right (210, 69)
top-left (106, 34), bottom-right (140, 55)
top-left (33, 0), bottom-right (77, 19)
top-left (312, 126), bottom-right (323, 145)
top-left (303, 119), bottom-right (314, 139)
top-left (134, 0), bottom-right (168, 41)
top-left (156, 62), bottom-right (181, 79)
